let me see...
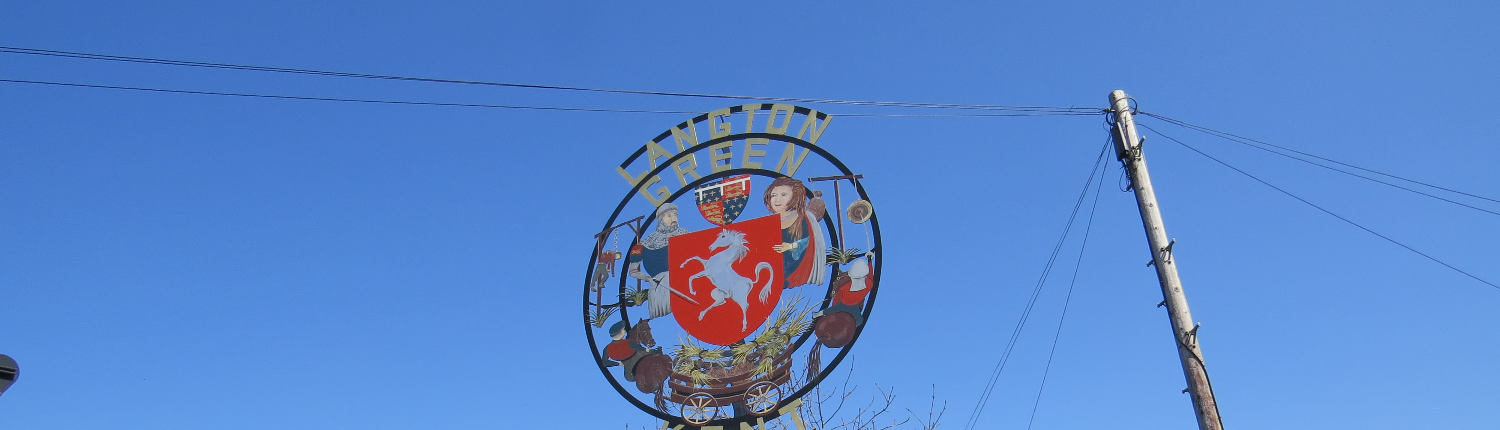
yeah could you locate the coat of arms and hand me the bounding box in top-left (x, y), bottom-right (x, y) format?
top-left (693, 174), bottom-right (751, 226)
top-left (669, 215), bottom-right (783, 345)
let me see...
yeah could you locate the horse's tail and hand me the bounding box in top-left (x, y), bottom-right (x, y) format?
top-left (754, 262), bottom-right (775, 303)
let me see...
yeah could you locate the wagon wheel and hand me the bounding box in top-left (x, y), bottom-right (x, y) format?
top-left (681, 392), bottom-right (718, 425)
top-left (744, 381), bottom-right (782, 416)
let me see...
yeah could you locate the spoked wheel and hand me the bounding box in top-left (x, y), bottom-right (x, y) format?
top-left (744, 381), bottom-right (783, 416)
top-left (681, 392), bottom-right (718, 425)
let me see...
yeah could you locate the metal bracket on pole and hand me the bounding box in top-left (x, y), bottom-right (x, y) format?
top-left (1184, 322), bottom-right (1202, 346)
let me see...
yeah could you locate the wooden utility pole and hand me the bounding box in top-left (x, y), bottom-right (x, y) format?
top-left (1108, 90), bottom-right (1224, 430)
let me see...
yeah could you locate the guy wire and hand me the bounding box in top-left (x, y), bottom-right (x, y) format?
top-left (1025, 144), bottom-right (1106, 430)
top-left (964, 140), bottom-right (1110, 430)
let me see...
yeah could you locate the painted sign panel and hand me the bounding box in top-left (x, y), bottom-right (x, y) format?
top-left (584, 104), bottom-right (881, 428)
top-left (669, 214), bottom-right (784, 346)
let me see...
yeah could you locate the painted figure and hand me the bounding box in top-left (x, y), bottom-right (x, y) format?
top-left (601, 319), bottom-right (664, 385)
top-left (816, 256), bottom-right (872, 325)
top-left (629, 203), bottom-right (691, 318)
top-left (592, 249), bottom-right (622, 292)
top-left (764, 177), bottom-right (828, 289)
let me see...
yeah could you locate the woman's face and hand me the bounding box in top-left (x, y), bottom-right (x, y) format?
top-left (768, 185), bottom-right (794, 214)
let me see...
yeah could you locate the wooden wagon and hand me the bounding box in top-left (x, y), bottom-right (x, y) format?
top-left (657, 349), bottom-right (795, 425)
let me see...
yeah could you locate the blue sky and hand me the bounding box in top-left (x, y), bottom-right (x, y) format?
top-left (0, 1), bottom-right (1496, 429)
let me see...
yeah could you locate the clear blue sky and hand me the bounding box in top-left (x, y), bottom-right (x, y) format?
top-left (1, 1), bottom-right (1496, 429)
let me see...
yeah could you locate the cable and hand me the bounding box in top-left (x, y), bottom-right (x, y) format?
top-left (1140, 112), bottom-right (1500, 206)
top-left (0, 78), bottom-right (1092, 117)
top-left (0, 78), bottom-right (699, 114)
top-left (1025, 148), bottom-right (1105, 430)
top-left (1139, 123), bottom-right (1499, 291)
top-left (964, 141), bottom-right (1110, 430)
top-left (837, 112), bottom-right (1097, 117)
top-left (0, 45), bottom-right (1104, 114)
top-left (1142, 112), bottom-right (1500, 216)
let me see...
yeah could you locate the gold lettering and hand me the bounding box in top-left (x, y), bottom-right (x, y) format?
top-left (617, 166), bottom-right (646, 186)
top-left (670, 123), bottom-right (700, 151)
top-left (774, 142), bottom-right (811, 176)
top-left (778, 398), bottom-right (806, 430)
top-left (669, 124), bottom-right (700, 178)
top-left (638, 174), bottom-right (670, 206)
top-left (673, 154), bottom-right (703, 187)
top-left (795, 113), bottom-right (832, 145)
top-left (764, 104), bottom-right (794, 135)
top-left (709, 142), bottom-right (734, 173)
top-left (709, 108), bottom-right (734, 139)
top-left (700, 426), bottom-right (723, 430)
top-left (742, 104), bottom-right (760, 133)
top-left (656, 422), bottom-right (685, 430)
top-left (646, 140), bottom-right (675, 169)
top-left (742, 138), bottom-right (768, 169)
top-left (738, 417), bottom-right (768, 430)
top-left (621, 140), bottom-right (679, 201)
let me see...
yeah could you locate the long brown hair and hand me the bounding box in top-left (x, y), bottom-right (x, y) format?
top-left (763, 176), bottom-right (808, 239)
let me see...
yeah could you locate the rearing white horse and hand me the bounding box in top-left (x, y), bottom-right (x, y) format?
top-left (679, 229), bottom-right (775, 331)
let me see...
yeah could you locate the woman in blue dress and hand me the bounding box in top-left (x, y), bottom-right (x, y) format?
top-left (763, 176), bottom-right (827, 289)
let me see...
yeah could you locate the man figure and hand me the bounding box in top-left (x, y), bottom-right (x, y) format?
top-left (628, 203), bottom-right (690, 318)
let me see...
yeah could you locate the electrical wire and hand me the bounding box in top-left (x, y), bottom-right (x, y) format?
top-left (1139, 123), bottom-right (1499, 291)
top-left (963, 141), bottom-right (1110, 430)
top-left (1140, 112), bottom-right (1500, 207)
top-left (0, 45), bottom-right (1104, 115)
top-left (0, 78), bottom-right (1093, 117)
top-left (1024, 147), bottom-right (1105, 430)
top-left (0, 78), bottom-right (700, 114)
top-left (837, 112), bottom-right (1097, 117)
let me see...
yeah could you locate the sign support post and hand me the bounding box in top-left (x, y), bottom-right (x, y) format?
top-left (1108, 89), bottom-right (1224, 430)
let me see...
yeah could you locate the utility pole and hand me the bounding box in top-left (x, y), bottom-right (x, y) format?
top-left (1108, 90), bottom-right (1224, 430)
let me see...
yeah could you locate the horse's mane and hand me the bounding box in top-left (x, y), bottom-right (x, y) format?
top-left (722, 229), bottom-right (750, 262)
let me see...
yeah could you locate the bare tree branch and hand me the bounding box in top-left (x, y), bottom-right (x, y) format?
top-left (633, 355), bottom-right (947, 430)
top-left (906, 385), bottom-right (948, 430)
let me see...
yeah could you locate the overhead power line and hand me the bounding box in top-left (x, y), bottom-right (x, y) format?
top-left (0, 78), bottom-right (699, 114)
top-left (0, 78), bottom-right (1093, 117)
top-left (1139, 112), bottom-right (1500, 209)
top-left (0, 45), bottom-right (1103, 114)
top-left (1140, 123), bottom-right (1498, 291)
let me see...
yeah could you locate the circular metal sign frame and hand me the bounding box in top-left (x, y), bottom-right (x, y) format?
top-left (582, 106), bottom-right (881, 428)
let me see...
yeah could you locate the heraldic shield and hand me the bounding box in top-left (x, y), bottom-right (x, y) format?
top-left (668, 214), bottom-right (783, 345)
top-left (693, 174), bottom-right (751, 226)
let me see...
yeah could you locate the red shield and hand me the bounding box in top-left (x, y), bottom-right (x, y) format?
top-left (668, 215), bottom-right (784, 346)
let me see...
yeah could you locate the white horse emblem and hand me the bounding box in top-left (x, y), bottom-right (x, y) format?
top-left (679, 229), bottom-right (775, 331)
